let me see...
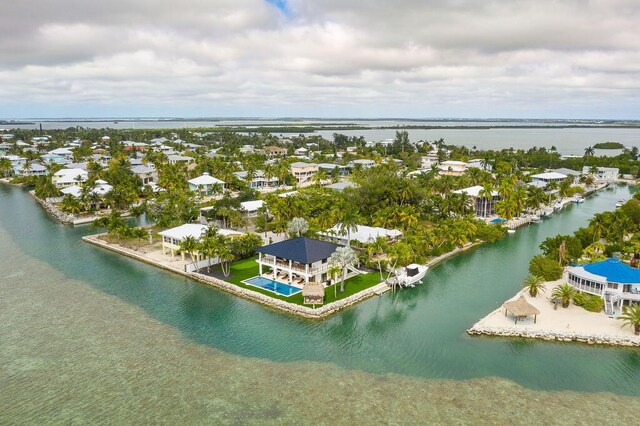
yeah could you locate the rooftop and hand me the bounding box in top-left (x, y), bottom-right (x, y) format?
top-left (320, 224), bottom-right (402, 244)
top-left (574, 258), bottom-right (640, 285)
top-left (256, 237), bottom-right (340, 264)
top-left (531, 172), bottom-right (568, 180)
top-left (452, 185), bottom-right (498, 197)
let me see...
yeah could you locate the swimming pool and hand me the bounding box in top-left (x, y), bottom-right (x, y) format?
top-left (244, 276), bottom-right (302, 297)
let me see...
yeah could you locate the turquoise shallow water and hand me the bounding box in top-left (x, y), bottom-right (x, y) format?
top-left (1, 184), bottom-right (640, 423)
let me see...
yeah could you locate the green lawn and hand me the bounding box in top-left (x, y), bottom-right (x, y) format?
top-left (222, 258), bottom-right (382, 307)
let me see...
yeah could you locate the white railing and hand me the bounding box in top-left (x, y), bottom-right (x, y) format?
top-left (260, 256), bottom-right (328, 275)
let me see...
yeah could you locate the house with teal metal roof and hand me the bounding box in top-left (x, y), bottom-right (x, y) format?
top-left (568, 258), bottom-right (640, 316)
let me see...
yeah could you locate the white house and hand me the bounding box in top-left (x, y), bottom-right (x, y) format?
top-left (452, 185), bottom-right (499, 218)
top-left (319, 224), bottom-right (402, 245)
top-left (131, 164), bottom-right (158, 184)
top-left (239, 200), bottom-right (266, 217)
top-left (188, 172), bottom-right (226, 195)
top-left (568, 258), bottom-right (640, 316)
top-left (438, 160), bottom-right (467, 176)
top-left (17, 163), bottom-right (47, 177)
top-left (348, 159), bottom-right (375, 169)
top-left (167, 155), bottom-right (195, 165)
top-left (582, 166), bottom-right (619, 182)
top-left (159, 223), bottom-right (243, 260)
top-left (530, 172), bottom-right (568, 184)
top-left (52, 168), bottom-right (88, 188)
top-left (234, 170), bottom-right (279, 190)
top-left (255, 237), bottom-right (342, 285)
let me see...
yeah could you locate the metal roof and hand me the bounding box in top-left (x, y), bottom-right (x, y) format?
top-left (256, 237), bottom-right (340, 264)
top-left (579, 258), bottom-right (640, 284)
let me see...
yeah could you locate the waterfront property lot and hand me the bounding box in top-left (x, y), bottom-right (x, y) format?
top-left (221, 258), bottom-right (381, 306)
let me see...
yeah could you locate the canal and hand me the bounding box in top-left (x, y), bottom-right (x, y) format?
top-left (0, 183), bottom-right (639, 399)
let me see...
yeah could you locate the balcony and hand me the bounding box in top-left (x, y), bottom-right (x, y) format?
top-left (259, 255), bottom-right (328, 275)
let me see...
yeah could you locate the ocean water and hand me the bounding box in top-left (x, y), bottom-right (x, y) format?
top-left (4, 118), bottom-right (640, 155)
top-left (1, 184), bottom-right (640, 423)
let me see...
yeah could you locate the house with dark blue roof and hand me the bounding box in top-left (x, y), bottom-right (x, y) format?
top-left (255, 237), bottom-right (341, 285)
top-left (568, 258), bottom-right (640, 316)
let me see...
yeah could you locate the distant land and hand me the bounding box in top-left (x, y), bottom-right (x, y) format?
top-left (593, 142), bottom-right (625, 149)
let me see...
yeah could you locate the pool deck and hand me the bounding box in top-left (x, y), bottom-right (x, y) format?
top-left (82, 233), bottom-right (388, 319)
top-left (468, 285), bottom-right (640, 347)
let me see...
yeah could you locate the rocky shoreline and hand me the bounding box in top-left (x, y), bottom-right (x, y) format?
top-left (82, 234), bottom-right (387, 319)
top-left (467, 323), bottom-right (640, 347)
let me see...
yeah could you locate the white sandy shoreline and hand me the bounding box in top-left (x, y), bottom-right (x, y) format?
top-left (468, 285), bottom-right (640, 347)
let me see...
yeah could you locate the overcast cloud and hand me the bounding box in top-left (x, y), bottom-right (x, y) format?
top-left (0, 0), bottom-right (638, 118)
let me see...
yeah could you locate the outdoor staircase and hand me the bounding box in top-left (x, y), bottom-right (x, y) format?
top-left (604, 292), bottom-right (622, 316)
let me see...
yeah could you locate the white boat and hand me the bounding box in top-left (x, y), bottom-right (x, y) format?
top-left (394, 264), bottom-right (428, 288)
top-left (615, 201), bottom-right (623, 208)
top-left (574, 196), bottom-right (584, 204)
top-left (507, 229), bottom-right (516, 234)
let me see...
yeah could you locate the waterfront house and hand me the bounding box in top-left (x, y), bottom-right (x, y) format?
top-left (530, 172), bottom-right (567, 184)
top-left (582, 166), bottom-right (619, 182)
top-left (52, 168), bottom-right (88, 188)
top-left (452, 185), bottom-right (499, 217)
top-left (256, 237), bottom-right (341, 285)
top-left (319, 224), bottom-right (402, 245)
top-left (61, 185), bottom-right (83, 198)
top-left (290, 162), bottom-right (319, 184)
top-left (159, 223), bottom-right (243, 261)
top-left (568, 258), bottom-right (640, 316)
top-left (17, 163), bottom-right (47, 177)
top-left (188, 172), bottom-right (226, 195)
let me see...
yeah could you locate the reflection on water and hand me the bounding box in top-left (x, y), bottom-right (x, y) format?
top-left (2, 185), bottom-right (640, 422)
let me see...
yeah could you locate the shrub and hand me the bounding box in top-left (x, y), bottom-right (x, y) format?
top-left (573, 292), bottom-right (604, 312)
top-left (528, 255), bottom-right (563, 281)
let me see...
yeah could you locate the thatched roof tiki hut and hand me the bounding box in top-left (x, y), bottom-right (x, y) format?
top-left (503, 295), bottom-right (540, 324)
top-left (302, 282), bottom-right (325, 306)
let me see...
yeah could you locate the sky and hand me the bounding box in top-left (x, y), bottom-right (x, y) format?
top-left (0, 0), bottom-right (639, 119)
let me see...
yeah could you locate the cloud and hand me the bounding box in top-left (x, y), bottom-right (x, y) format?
top-left (0, 0), bottom-right (638, 117)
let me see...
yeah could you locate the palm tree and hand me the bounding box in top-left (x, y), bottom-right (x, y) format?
top-left (327, 261), bottom-right (343, 298)
top-left (521, 275), bottom-right (546, 297)
top-left (551, 284), bottom-right (576, 308)
top-left (367, 236), bottom-right (388, 280)
top-left (478, 183), bottom-right (494, 218)
top-left (618, 304), bottom-right (640, 335)
top-left (217, 243), bottom-right (234, 277)
top-left (330, 246), bottom-right (357, 292)
top-left (338, 207), bottom-right (360, 247)
top-left (287, 217), bottom-right (309, 238)
top-left (584, 146), bottom-right (595, 157)
top-left (179, 236), bottom-right (199, 263)
top-left (60, 194), bottom-right (83, 215)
